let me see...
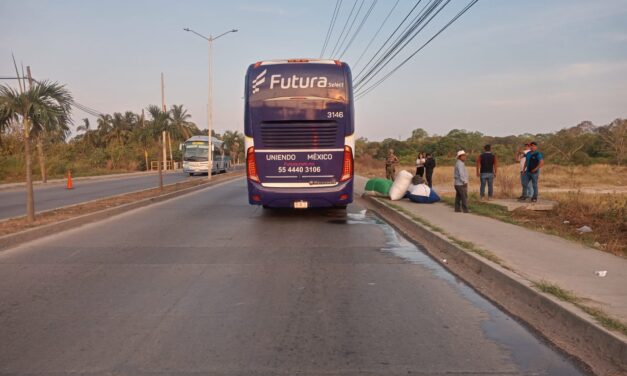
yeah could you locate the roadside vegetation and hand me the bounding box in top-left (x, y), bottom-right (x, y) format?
top-left (0, 106), bottom-right (245, 183)
top-left (0, 75), bottom-right (245, 222)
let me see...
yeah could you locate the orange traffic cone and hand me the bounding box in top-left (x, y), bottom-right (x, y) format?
top-left (66, 170), bottom-right (73, 190)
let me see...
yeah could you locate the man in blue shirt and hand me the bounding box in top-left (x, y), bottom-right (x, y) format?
top-left (520, 141), bottom-right (544, 202)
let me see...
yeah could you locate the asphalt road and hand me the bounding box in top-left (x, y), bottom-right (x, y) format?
top-left (0, 178), bottom-right (586, 375)
top-left (0, 172), bottom-right (198, 220)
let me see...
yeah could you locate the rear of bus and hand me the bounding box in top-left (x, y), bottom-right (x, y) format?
top-left (244, 59), bottom-right (354, 208)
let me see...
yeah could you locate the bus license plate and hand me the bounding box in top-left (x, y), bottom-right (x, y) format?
top-left (294, 200), bottom-right (308, 209)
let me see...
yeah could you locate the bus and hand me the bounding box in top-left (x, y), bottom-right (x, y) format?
top-left (181, 135), bottom-right (230, 176)
top-left (244, 59), bottom-right (354, 209)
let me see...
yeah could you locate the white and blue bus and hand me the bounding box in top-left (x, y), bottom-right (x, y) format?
top-left (181, 135), bottom-right (230, 176)
top-left (244, 59), bottom-right (354, 209)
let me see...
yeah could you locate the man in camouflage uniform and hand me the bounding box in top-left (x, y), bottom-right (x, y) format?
top-left (386, 149), bottom-right (399, 180)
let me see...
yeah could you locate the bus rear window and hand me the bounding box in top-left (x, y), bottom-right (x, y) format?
top-left (248, 64), bottom-right (347, 102)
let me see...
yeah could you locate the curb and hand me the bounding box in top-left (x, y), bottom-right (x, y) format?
top-left (361, 195), bottom-right (626, 376)
top-left (0, 171), bottom-right (244, 252)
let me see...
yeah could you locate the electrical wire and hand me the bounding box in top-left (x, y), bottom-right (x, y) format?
top-left (353, 0), bottom-right (425, 82)
top-left (352, 0), bottom-right (400, 71)
top-left (327, 0), bottom-right (359, 58)
top-left (355, 0), bottom-right (448, 90)
top-left (0, 75), bottom-right (104, 117)
top-left (355, 0), bottom-right (480, 100)
top-left (331, 0), bottom-right (366, 58)
top-left (337, 0), bottom-right (378, 60)
top-left (320, 0), bottom-right (343, 58)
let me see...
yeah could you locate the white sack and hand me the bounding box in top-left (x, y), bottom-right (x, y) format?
top-left (389, 170), bottom-right (413, 200)
top-left (408, 183), bottom-right (431, 197)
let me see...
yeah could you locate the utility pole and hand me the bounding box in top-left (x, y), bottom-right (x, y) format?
top-left (141, 109), bottom-right (148, 170)
top-left (161, 73), bottom-right (167, 171)
top-left (27, 67), bottom-right (48, 184)
top-left (183, 27), bottom-right (238, 180)
top-left (207, 36), bottom-right (213, 179)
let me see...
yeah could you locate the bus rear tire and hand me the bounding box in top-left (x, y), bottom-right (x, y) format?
top-left (189, 173), bottom-right (194, 176)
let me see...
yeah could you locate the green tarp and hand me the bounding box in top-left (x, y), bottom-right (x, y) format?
top-left (364, 178), bottom-right (393, 197)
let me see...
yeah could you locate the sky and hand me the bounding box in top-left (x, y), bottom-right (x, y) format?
top-left (1, 0), bottom-right (626, 141)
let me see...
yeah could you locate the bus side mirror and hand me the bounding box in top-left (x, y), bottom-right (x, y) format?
top-left (179, 143), bottom-right (183, 151)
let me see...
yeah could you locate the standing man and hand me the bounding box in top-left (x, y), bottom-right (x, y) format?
top-left (476, 144), bottom-right (498, 200)
top-left (385, 149), bottom-right (399, 181)
top-left (517, 143), bottom-right (533, 200)
top-left (521, 141), bottom-right (544, 202)
top-left (454, 150), bottom-right (470, 213)
top-left (424, 153), bottom-right (436, 188)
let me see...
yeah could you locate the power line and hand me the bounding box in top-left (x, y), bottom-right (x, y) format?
top-left (0, 75), bottom-right (104, 117)
top-left (352, 0), bottom-right (400, 71)
top-left (355, 0), bottom-right (449, 90)
top-left (355, 0), bottom-right (445, 87)
top-left (353, 0), bottom-right (425, 82)
top-left (327, 0), bottom-right (359, 58)
top-left (356, 0), bottom-right (480, 100)
top-left (331, 0), bottom-right (366, 58)
top-left (320, 0), bottom-right (343, 58)
top-left (338, 0), bottom-right (378, 60)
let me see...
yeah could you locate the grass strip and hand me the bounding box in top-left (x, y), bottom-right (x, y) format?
top-left (533, 280), bottom-right (627, 336)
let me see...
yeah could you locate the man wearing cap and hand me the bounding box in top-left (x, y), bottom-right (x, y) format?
top-left (454, 150), bottom-right (470, 213)
top-left (385, 149), bottom-right (399, 181)
top-left (520, 141), bottom-right (544, 202)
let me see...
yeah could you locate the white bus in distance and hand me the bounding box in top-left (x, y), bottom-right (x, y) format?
top-left (181, 135), bottom-right (230, 176)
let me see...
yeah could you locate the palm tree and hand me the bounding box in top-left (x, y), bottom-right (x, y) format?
top-left (0, 80), bottom-right (72, 222)
top-left (77, 118), bottom-right (96, 151)
top-left (31, 107), bottom-right (71, 183)
top-left (109, 112), bottom-right (132, 146)
top-left (96, 114), bottom-right (111, 146)
top-left (147, 105), bottom-right (171, 190)
top-left (222, 130), bottom-right (244, 164)
top-left (170, 104), bottom-right (194, 140)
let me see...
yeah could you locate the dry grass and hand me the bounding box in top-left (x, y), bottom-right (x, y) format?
top-left (356, 159), bottom-right (627, 196)
top-left (516, 191), bottom-right (627, 256)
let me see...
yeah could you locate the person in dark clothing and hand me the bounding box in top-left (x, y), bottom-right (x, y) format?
top-left (520, 141), bottom-right (544, 202)
top-left (476, 144), bottom-right (498, 200)
top-left (415, 153), bottom-right (425, 177)
top-left (424, 153), bottom-right (436, 188)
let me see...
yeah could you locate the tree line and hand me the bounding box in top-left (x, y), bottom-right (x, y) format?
top-left (356, 119), bottom-right (627, 166)
top-left (0, 79), bottom-right (245, 222)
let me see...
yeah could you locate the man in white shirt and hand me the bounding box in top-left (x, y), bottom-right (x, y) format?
top-left (454, 150), bottom-right (469, 213)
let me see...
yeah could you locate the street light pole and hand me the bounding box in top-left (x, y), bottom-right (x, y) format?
top-left (183, 27), bottom-right (238, 180)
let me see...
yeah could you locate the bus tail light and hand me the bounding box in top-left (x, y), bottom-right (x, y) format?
top-left (247, 146), bottom-right (260, 183)
top-left (340, 145), bottom-right (353, 182)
